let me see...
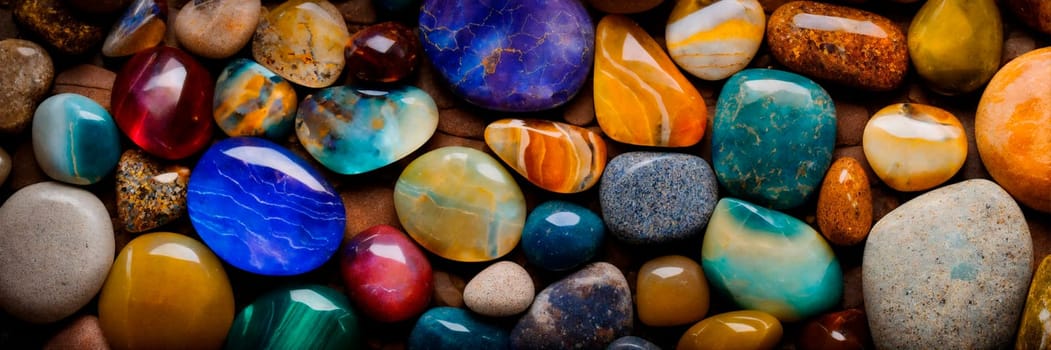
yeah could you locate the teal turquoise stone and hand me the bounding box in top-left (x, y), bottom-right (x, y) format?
top-left (213, 58), bottom-right (298, 139)
top-left (296, 85), bottom-right (438, 175)
top-left (521, 200), bottom-right (605, 271)
top-left (225, 285), bottom-right (361, 350)
top-left (408, 307), bottom-right (510, 350)
top-left (701, 197), bottom-right (842, 322)
top-left (713, 68), bottom-right (836, 210)
top-left (32, 93), bottom-right (121, 185)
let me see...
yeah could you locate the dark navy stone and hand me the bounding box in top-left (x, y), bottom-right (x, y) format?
top-left (599, 152), bottom-right (718, 245)
top-left (606, 336), bottom-right (662, 350)
top-left (521, 200), bottom-right (605, 272)
top-left (408, 307), bottom-right (510, 350)
top-left (511, 262), bottom-right (632, 350)
top-left (418, 0), bottom-right (594, 112)
top-left (187, 137), bottom-right (345, 276)
top-left (713, 68), bottom-right (836, 210)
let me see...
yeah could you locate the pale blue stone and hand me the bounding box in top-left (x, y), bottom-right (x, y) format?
top-left (32, 93), bottom-right (121, 185)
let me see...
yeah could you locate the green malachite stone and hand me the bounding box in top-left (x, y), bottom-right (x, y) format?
top-left (225, 285), bottom-right (362, 350)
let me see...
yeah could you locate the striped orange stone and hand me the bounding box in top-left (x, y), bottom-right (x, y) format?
top-left (484, 119), bottom-right (607, 194)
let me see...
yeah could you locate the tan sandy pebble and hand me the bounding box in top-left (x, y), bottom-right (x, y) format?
top-left (175, 0), bottom-right (261, 59)
top-left (52, 64), bottom-right (115, 112)
top-left (43, 315), bottom-right (110, 350)
top-left (464, 261), bottom-right (535, 317)
top-left (432, 270), bottom-right (466, 308)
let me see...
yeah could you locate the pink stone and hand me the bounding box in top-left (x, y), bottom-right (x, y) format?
top-left (341, 225), bottom-right (433, 322)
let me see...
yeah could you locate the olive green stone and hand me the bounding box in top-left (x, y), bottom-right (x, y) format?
top-left (908, 0), bottom-right (1002, 95)
top-left (225, 285), bottom-right (362, 350)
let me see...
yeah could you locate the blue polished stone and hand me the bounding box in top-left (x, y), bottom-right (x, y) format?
top-left (522, 200), bottom-right (605, 271)
top-left (32, 93), bottom-right (121, 185)
top-left (713, 68), bottom-right (836, 210)
top-left (419, 0), bottom-right (594, 112)
top-left (408, 307), bottom-right (510, 350)
top-left (187, 137), bottom-right (346, 276)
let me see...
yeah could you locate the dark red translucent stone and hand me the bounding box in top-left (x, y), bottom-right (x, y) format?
top-left (798, 308), bottom-right (873, 350)
top-left (345, 21), bottom-right (420, 83)
top-left (341, 225), bottom-right (433, 323)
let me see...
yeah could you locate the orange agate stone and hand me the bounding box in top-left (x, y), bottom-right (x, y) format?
top-left (484, 119), bottom-right (607, 193)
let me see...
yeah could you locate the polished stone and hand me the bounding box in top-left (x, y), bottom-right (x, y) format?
top-left (419, 0), bottom-right (594, 111)
top-left (667, 0), bottom-right (765, 81)
top-left (345, 21), bottom-right (420, 83)
top-left (484, 119), bottom-right (606, 193)
top-left (863, 103), bottom-right (966, 192)
top-left (214, 58), bottom-right (298, 139)
top-left (1017, 255), bottom-right (1051, 349)
top-left (175, 0), bottom-right (261, 59)
top-left (463, 261), bottom-right (535, 317)
top-left (1005, 0), bottom-right (1051, 35)
top-left (296, 85), bottom-right (438, 175)
top-left (908, 0), bottom-right (1002, 95)
top-left (12, 0), bottom-right (105, 55)
top-left (714, 68), bottom-right (835, 209)
top-left (252, 0), bottom-right (349, 88)
top-left (0, 39), bottom-right (52, 134)
top-left (677, 311), bottom-right (783, 350)
top-left (595, 15), bottom-right (706, 147)
top-left (521, 200), bottom-right (605, 272)
top-left (607, 336), bottom-right (661, 350)
top-left (116, 149), bottom-right (190, 233)
top-left (798, 309), bottom-right (872, 350)
top-left (637, 255), bottom-right (709, 327)
top-left (394, 146), bottom-right (525, 262)
top-left (188, 137), bottom-right (346, 275)
top-left (408, 307), bottom-right (510, 350)
top-left (102, 0), bottom-right (166, 57)
top-left (98, 232), bottom-right (234, 350)
top-left (340, 225), bottom-right (432, 323)
top-left (816, 157), bottom-right (872, 246)
top-left (226, 285), bottom-right (361, 349)
top-left (32, 93), bottom-right (121, 185)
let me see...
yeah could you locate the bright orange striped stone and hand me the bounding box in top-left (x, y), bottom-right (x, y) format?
top-left (484, 119), bottom-right (607, 194)
top-left (594, 15), bottom-right (707, 147)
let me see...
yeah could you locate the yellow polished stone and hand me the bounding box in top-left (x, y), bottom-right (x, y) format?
top-left (1017, 255), bottom-right (1051, 349)
top-left (252, 0), bottom-right (349, 88)
top-left (908, 0), bottom-right (1002, 95)
top-left (637, 255), bottom-right (709, 327)
top-left (862, 103), bottom-right (967, 192)
top-left (98, 232), bottom-right (234, 350)
top-left (677, 310), bottom-right (783, 350)
top-left (666, 0), bottom-right (765, 81)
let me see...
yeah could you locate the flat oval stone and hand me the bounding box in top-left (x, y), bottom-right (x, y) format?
top-left (511, 262), bottom-right (632, 349)
top-left (12, 0), bottom-right (105, 55)
top-left (464, 261), bottom-right (535, 317)
top-left (345, 21), bottom-right (420, 83)
top-left (586, 0), bottom-right (662, 14)
top-left (908, 0), bottom-right (1002, 95)
top-left (703, 198), bottom-right (842, 321)
top-left (484, 119), bottom-right (607, 193)
top-left (595, 15), bottom-right (706, 147)
top-left (637, 255), bottom-right (709, 327)
top-left (419, 0), bottom-right (594, 111)
top-left (102, 0), bottom-right (167, 57)
top-left (175, 0), bottom-right (261, 59)
top-left (116, 149), bottom-right (190, 233)
top-left (677, 311), bottom-right (783, 350)
top-left (296, 85), bottom-right (438, 175)
top-left (98, 232), bottom-right (234, 349)
top-left (0, 182), bottom-right (114, 323)
top-left (252, 0), bottom-right (349, 88)
top-left (798, 308), bottom-right (872, 350)
top-left (408, 307), bottom-right (510, 349)
top-left (214, 58), bottom-right (298, 139)
top-left (0, 39), bottom-right (53, 134)
top-left (600, 152), bottom-right (718, 244)
top-left (607, 336), bottom-right (661, 350)
top-left (863, 179), bottom-right (1032, 349)
top-left (226, 285), bottom-right (362, 349)
top-left (666, 0), bottom-right (765, 81)
top-left (340, 225), bottom-right (432, 323)
top-left (767, 1), bottom-right (907, 91)
top-left (863, 103), bottom-right (966, 192)
top-left (1017, 255), bottom-right (1051, 349)
top-left (521, 200), bottom-right (605, 272)
top-left (1005, 0), bottom-right (1051, 35)
top-left (714, 68), bottom-right (835, 210)
top-left (816, 157), bottom-right (872, 246)
top-left (976, 47), bottom-right (1051, 213)
top-left (188, 137), bottom-right (346, 275)
top-left (394, 146), bottom-right (525, 262)
top-left (32, 93), bottom-right (120, 185)
top-left (112, 46), bottom-right (214, 160)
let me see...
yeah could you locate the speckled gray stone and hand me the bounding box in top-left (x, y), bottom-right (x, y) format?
top-left (862, 179), bottom-right (1032, 349)
top-left (0, 182), bottom-right (115, 323)
top-left (606, 336), bottom-right (661, 350)
top-left (0, 39), bottom-right (53, 134)
top-left (463, 261), bottom-right (534, 317)
top-left (599, 152), bottom-right (718, 244)
top-left (174, 0), bottom-right (261, 59)
top-left (0, 147), bottom-right (11, 186)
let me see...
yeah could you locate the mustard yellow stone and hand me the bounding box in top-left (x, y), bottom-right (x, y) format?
top-left (1017, 255), bottom-right (1051, 349)
top-left (666, 0), bottom-right (765, 81)
top-left (637, 255), bottom-right (710, 327)
top-left (98, 232), bottom-right (235, 350)
top-left (677, 310), bottom-right (783, 350)
top-left (863, 103), bottom-right (967, 192)
top-left (908, 0), bottom-right (1002, 95)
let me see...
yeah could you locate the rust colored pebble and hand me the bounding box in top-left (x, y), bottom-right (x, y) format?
top-left (817, 157), bottom-right (873, 246)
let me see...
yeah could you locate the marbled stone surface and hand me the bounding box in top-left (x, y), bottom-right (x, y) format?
top-left (116, 149), bottom-right (189, 233)
top-left (101, 0), bottom-right (166, 57)
top-left (214, 58), bottom-right (298, 139)
top-left (226, 285), bottom-right (361, 349)
top-left (463, 261), bottom-right (534, 317)
top-left (637, 255), bottom-right (709, 327)
top-left (32, 93), bottom-right (120, 185)
top-left (667, 0), bottom-right (765, 81)
top-left (340, 225), bottom-right (432, 323)
top-left (175, 0), bottom-right (261, 59)
top-left (908, 0), bottom-right (1002, 95)
top-left (0, 39), bottom-right (52, 134)
top-left (521, 200), bottom-right (605, 271)
top-left (408, 307), bottom-right (509, 350)
top-left (484, 118), bottom-right (606, 193)
top-left (187, 137), bottom-right (346, 276)
top-left (678, 311), bottom-right (783, 350)
top-left (252, 0), bottom-right (349, 88)
top-left (815, 157), bottom-right (872, 246)
top-left (345, 21), bottom-right (420, 83)
top-left (863, 103), bottom-right (967, 192)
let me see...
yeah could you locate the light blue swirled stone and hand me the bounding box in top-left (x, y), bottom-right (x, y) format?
top-left (187, 137), bottom-right (346, 276)
top-left (32, 93), bottom-right (121, 185)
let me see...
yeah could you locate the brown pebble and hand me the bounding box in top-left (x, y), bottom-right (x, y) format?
top-left (437, 108), bottom-right (486, 139)
top-left (0, 39), bottom-right (53, 134)
top-left (562, 84), bottom-right (595, 126)
top-left (432, 270), bottom-right (466, 308)
top-left (832, 146), bottom-right (877, 185)
top-left (816, 157), bottom-right (873, 246)
top-left (835, 103), bottom-right (868, 146)
top-left (174, 0), bottom-right (261, 59)
top-left (43, 315), bottom-right (110, 350)
top-left (9, 140), bottom-right (47, 191)
top-left (338, 0), bottom-right (378, 24)
top-left (341, 185), bottom-right (400, 238)
top-left (0, 147), bottom-right (10, 186)
top-left (1004, 0), bottom-right (1051, 35)
top-left (52, 64), bottom-right (116, 112)
top-left (13, 0), bottom-right (106, 55)
top-left (0, 9), bottom-right (18, 40)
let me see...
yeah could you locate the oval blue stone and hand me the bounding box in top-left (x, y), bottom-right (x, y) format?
top-left (521, 200), bottom-right (605, 272)
top-left (419, 0), bottom-right (594, 112)
top-left (32, 93), bottom-right (121, 185)
top-left (187, 137), bottom-right (346, 276)
top-left (409, 307), bottom-right (510, 350)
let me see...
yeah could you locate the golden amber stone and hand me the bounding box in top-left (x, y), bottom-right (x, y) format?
top-left (1017, 255), bottom-right (1051, 349)
top-left (594, 15), bottom-right (707, 147)
top-left (908, 0), bottom-right (1002, 95)
top-left (677, 310), bottom-right (783, 350)
top-left (251, 0), bottom-right (350, 88)
top-left (862, 103), bottom-right (967, 192)
top-left (484, 119), bottom-right (607, 194)
top-left (98, 232), bottom-right (235, 350)
top-left (666, 0), bottom-right (765, 81)
top-left (816, 157), bottom-right (872, 246)
top-left (637, 255), bottom-right (709, 327)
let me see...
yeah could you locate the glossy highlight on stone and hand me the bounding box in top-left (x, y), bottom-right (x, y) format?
top-left (214, 59), bottom-right (298, 139)
top-left (637, 255), bottom-right (709, 327)
top-left (112, 46), bottom-right (214, 160)
top-left (296, 85), bottom-right (438, 175)
top-left (419, 0), bottom-right (595, 112)
top-left (798, 309), bottom-right (872, 350)
top-left (908, 0), bottom-right (1002, 95)
top-left (595, 15), bottom-right (707, 147)
top-left (226, 285), bottom-right (361, 349)
top-left (345, 22), bottom-right (420, 83)
top-left (666, 0), bottom-right (765, 81)
top-left (702, 198), bottom-right (842, 321)
top-left (394, 146), bottom-right (525, 262)
top-left (98, 232), bottom-right (234, 350)
top-left (521, 200), bottom-right (605, 272)
top-left (188, 137), bottom-right (346, 275)
top-left (408, 307), bottom-right (510, 350)
top-left (484, 119), bottom-right (607, 193)
top-left (252, 0), bottom-right (350, 88)
top-left (863, 103), bottom-right (966, 192)
top-left (116, 149), bottom-right (190, 233)
top-left (1017, 255), bottom-right (1051, 349)
top-left (32, 93), bottom-right (120, 185)
top-left (102, 0), bottom-right (166, 57)
top-left (677, 311), bottom-right (783, 350)
top-left (340, 225), bottom-right (433, 323)
top-left (816, 157), bottom-right (872, 246)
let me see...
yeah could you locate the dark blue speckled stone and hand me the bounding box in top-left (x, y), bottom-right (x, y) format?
top-left (511, 262), bottom-right (632, 350)
top-left (599, 152), bottom-right (718, 245)
top-left (408, 307), bottom-right (510, 350)
top-left (418, 0), bottom-right (594, 112)
top-left (713, 69), bottom-right (836, 210)
top-left (521, 200), bottom-right (605, 272)
top-left (606, 336), bottom-right (662, 350)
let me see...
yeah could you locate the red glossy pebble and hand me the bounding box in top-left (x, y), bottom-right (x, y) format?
top-left (345, 21), bottom-right (420, 83)
top-left (112, 46), bottom-right (214, 160)
top-left (341, 225), bottom-right (433, 323)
